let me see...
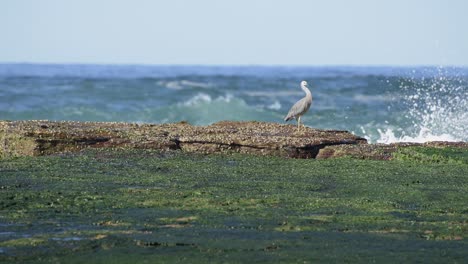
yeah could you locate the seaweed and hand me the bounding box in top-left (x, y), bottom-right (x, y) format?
top-left (0, 148), bottom-right (467, 262)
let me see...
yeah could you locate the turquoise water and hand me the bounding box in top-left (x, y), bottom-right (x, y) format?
top-left (1, 64), bottom-right (467, 143)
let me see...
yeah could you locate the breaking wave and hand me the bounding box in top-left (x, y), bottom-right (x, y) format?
top-left (370, 68), bottom-right (467, 144)
top-left (151, 93), bottom-right (281, 125)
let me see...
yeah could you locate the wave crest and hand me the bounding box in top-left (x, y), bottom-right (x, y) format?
top-left (370, 67), bottom-right (467, 144)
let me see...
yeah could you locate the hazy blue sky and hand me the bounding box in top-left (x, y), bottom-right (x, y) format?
top-left (1, 0), bottom-right (467, 65)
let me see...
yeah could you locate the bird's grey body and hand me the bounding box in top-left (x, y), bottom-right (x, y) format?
top-left (284, 81), bottom-right (313, 130)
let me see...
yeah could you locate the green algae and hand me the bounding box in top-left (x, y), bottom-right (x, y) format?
top-left (393, 146), bottom-right (468, 164)
top-left (0, 148), bottom-right (467, 263)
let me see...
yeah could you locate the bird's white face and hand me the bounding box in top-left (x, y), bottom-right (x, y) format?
top-left (301, 81), bottom-right (308, 86)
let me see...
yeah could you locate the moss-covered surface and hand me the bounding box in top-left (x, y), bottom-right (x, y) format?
top-left (0, 147), bottom-right (467, 263)
top-left (393, 146), bottom-right (468, 164)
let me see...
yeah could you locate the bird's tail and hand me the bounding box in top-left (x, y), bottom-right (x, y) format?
top-left (284, 115), bottom-right (292, 122)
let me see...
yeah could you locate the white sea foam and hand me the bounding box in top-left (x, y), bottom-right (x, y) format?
top-left (182, 93), bottom-right (212, 106)
top-left (158, 80), bottom-right (212, 90)
top-left (371, 68), bottom-right (467, 144)
top-left (182, 93), bottom-right (233, 106)
top-left (267, 101), bottom-right (282, 110)
top-left (375, 127), bottom-right (459, 144)
top-left (180, 80), bottom-right (212, 88)
top-left (165, 81), bottom-right (183, 90)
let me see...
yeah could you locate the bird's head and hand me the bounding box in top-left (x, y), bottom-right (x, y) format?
top-left (301, 80), bottom-right (308, 87)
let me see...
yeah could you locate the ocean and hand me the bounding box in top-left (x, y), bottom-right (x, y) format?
top-left (0, 64), bottom-right (467, 143)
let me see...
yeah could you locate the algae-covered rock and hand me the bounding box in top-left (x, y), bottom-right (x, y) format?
top-left (317, 144), bottom-right (398, 160)
top-left (317, 142), bottom-right (468, 160)
top-left (0, 120), bottom-right (366, 158)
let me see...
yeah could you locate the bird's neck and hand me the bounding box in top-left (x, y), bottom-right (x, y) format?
top-left (301, 84), bottom-right (312, 98)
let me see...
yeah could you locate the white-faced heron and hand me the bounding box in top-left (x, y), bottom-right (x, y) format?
top-left (284, 80), bottom-right (313, 130)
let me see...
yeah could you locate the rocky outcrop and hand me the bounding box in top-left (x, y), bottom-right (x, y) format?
top-left (1, 120), bottom-right (466, 159)
top-left (1, 120), bottom-right (367, 158)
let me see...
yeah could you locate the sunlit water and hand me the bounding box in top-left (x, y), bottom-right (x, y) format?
top-left (1, 64), bottom-right (466, 143)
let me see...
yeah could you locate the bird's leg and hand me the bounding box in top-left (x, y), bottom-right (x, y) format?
top-left (297, 116), bottom-right (301, 131)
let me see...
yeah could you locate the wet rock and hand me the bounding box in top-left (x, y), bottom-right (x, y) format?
top-left (316, 141), bottom-right (468, 160)
top-left (317, 144), bottom-right (398, 160)
top-left (1, 120), bottom-right (366, 158)
top-left (1, 120), bottom-right (465, 159)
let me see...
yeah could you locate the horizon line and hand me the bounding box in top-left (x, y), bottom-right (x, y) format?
top-left (1, 61), bottom-right (467, 68)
